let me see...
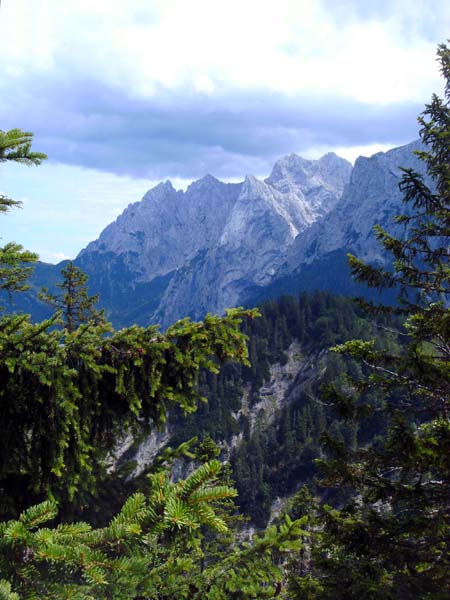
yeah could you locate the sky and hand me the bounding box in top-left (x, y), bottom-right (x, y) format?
top-left (0, 0), bottom-right (449, 262)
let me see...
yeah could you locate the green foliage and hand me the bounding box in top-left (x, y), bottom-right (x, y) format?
top-left (194, 434), bottom-right (221, 463)
top-left (6, 43), bottom-right (450, 596)
top-left (0, 242), bottom-right (38, 299)
top-left (171, 291), bottom-right (396, 526)
top-left (0, 462), bottom-right (222, 598)
top-left (0, 306), bottom-right (257, 517)
top-left (0, 129), bottom-right (47, 167)
top-left (0, 123), bottom-right (310, 598)
top-left (0, 460), bottom-right (308, 599)
top-left (0, 130), bottom-right (44, 297)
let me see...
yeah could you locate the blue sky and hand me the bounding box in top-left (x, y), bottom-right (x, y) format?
top-left (0, 0), bottom-right (449, 262)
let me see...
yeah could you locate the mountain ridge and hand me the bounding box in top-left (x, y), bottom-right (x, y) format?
top-left (5, 141), bottom-right (429, 329)
top-left (74, 150), bottom-right (352, 327)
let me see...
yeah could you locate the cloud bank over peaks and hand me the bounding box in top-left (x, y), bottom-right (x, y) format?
top-left (0, 72), bottom-right (424, 180)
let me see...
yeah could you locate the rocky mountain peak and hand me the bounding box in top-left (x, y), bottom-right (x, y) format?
top-left (240, 174), bottom-right (270, 199)
top-left (74, 148), bottom-right (354, 328)
top-left (283, 139), bottom-right (429, 274)
top-left (141, 179), bottom-right (175, 203)
top-left (266, 153), bottom-right (313, 189)
top-left (187, 173), bottom-right (224, 192)
top-left (265, 152), bottom-right (352, 214)
top-left (22, 140), bottom-right (430, 332)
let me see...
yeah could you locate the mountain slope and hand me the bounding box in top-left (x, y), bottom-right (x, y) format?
top-left (286, 140), bottom-right (428, 268)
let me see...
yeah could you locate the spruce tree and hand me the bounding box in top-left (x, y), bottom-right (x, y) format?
top-left (39, 261), bottom-right (105, 331)
top-left (300, 42), bottom-right (450, 599)
top-left (0, 467), bottom-right (306, 600)
top-left (0, 127), bottom-right (258, 518)
top-left (0, 129), bottom-right (46, 296)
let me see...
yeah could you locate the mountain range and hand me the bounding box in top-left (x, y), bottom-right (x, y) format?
top-left (11, 140), bottom-right (427, 328)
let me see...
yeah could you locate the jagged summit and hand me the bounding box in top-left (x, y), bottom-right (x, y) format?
top-left (284, 139), bottom-right (429, 273)
top-left (43, 141), bottom-right (425, 329)
top-left (73, 149), bottom-right (352, 327)
top-left (187, 173), bottom-right (226, 191)
top-left (241, 174), bottom-right (269, 197)
top-left (320, 151), bottom-right (340, 159)
top-left (142, 179), bottom-right (175, 199)
top-left (266, 152), bottom-right (352, 212)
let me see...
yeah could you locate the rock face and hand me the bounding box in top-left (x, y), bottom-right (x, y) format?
top-left (123, 340), bottom-right (326, 486)
top-left (243, 140), bottom-right (431, 306)
top-left (79, 177), bottom-right (239, 281)
top-left (284, 140), bottom-right (429, 270)
top-left (266, 152), bottom-right (351, 219)
top-left (75, 153), bottom-right (352, 328)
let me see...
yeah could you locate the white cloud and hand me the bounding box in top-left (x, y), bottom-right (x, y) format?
top-left (48, 251), bottom-right (70, 263)
top-left (0, 0), bottom-right (446, 104)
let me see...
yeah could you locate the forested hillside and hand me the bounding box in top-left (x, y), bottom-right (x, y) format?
top-left (142, 291), bottom-right (400, 526)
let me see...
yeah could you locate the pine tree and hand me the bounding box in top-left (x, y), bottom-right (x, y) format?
top-left (0, 128), bottom-right (46, 215)
top-left (194, 433), bottom-right (221, 463)
top-left (0, 306), bottom-right (260, 518)
top-left (302, 42), bottom-right (450, 599)
top-left (0, 129), bottom-right (47, 166)
top-left (0, 467), bottom-right (306, 600)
